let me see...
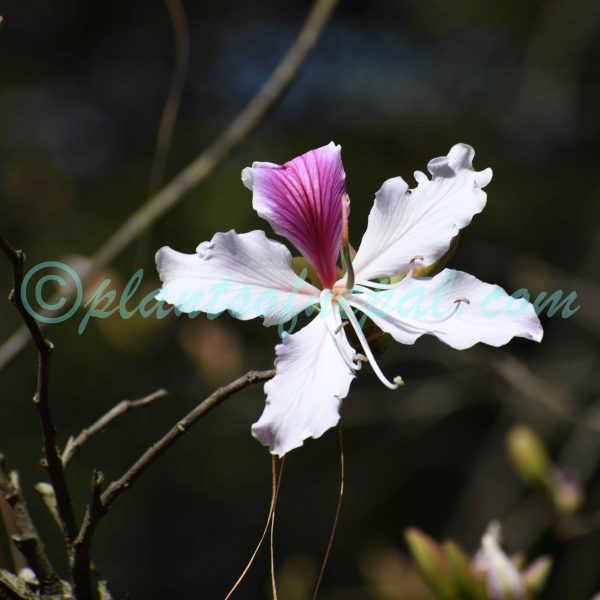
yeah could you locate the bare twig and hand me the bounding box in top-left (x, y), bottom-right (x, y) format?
top-left (0, 493), bottom-right (28, 574)
top-left (0, 237), bottom-right (92, 597)
top-left (11, 536), bottom-right (60, 598)
top-left (34, 483), bottom-right (62, 532)
top-left (62, 389), bottom-right (169, 466)
top-left (463, 349), bottom-right (600, 433)
top-left (73, 369), bottom-right (275, 584)
top-left (147, 0), bottom-right (190, 197)
top-left (0, 569), bottom-right (36, 600)
top-left (0, 238), bottom-right (77, 542)
top-left (0, 0), bottom-right (340, 371)
top-left (70, 471), bottom-right (104, 599)
top-left (102, 370), bottom-right (274, 508)
top-left (0, 458), bottom-right (61, 596)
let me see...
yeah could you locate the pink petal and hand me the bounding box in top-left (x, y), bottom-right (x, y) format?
top-left (242, 142), bottom-right (346, 289)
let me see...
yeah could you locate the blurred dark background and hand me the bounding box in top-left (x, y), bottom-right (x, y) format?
top-left (1, 0), bottom-right (599, 598)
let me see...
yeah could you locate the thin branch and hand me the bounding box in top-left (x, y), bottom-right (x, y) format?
top-left (70, 471), bottom-right (104, 599)
top-left (0, 238), bottom-right (77, 542)
top-left (0, 0), bottom-right (340, 372)
top-left (466, 349), bottom-right (600, 433)
top-left (0, 569), bottom-right (36, 600)
top-left (34, 484), bottom-right (62, 533)
top-left (0, 493), bottom-right (28, 574)
top-left (73, 370), bottom-right (275, 580)
top-left (102, 370), bottom-right (274, 508)
top-left (0, 458), bottom-right (61, 596)
top-left (0, 237), bottom-right (86, 597)
top-left (147, 0), bottom-right (190, 197)
top-left (11, 536), bottom-right (60, 597)
top-left (62, 389), bottom-right (169, 466)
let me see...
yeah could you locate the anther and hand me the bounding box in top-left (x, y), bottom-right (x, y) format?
top-left (355, 256), bottom-right (424, 291)
top-left (416, 296), bottom-right (470, 325)
top-left (334, 321), bottom-right (349, 334)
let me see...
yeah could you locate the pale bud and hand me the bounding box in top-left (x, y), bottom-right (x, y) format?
top-left (506, 426), bottom-right (551, 488)
top-left (522, 556), bottom-right (553, 595)
top-left (472, 522), bottom-right (525, 600)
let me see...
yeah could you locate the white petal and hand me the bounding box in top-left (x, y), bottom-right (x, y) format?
top-left (476, 525), bottom-right (526, 600)
top-left (352, 143), bottom-right (493, 281)
top-left (252, 312), bottom-right (356, 456)
top-left (155, 230), bottom-right (320, 326)
top-left (350, 269), bottom-right (543, 350)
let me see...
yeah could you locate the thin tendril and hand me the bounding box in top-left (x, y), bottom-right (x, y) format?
top-left (224, 456), bottom-right (285, 599)
top-left (270, 462), bottom-right (279, 600)
top-left (312, 425), bottom-right (345, 600)
top-left (413, 297), bottom-right (470, 324)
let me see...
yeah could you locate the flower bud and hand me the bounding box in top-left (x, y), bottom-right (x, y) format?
top-left (472, 522), bottom-right (525, 600)
top-left (506, 426), bottom-right (551, 488)
top-left (405, 527), bottom-right (454, 599)
top-left (550, 468), bottom-right (584, 515)
top-left (522, 556), bottom-right (553, 595)
top-left (443, 540), bottom-right (486, 598)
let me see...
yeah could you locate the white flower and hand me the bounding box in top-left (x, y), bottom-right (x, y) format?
top-left (473, 522), bottom-right (526, 600)
top-left (156, 143), bottom-right (543, 456)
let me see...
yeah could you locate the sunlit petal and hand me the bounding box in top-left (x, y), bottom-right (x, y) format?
top-left (252, 311), bottom-right (356, 456)
top-left (350, 269), bottom-right (542, 350)
top-left (352, 144), bottom-right (492, 281)
top-left (156, 230), bottom-right (319, 325)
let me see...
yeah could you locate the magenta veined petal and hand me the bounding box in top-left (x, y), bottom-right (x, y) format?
top-left (242, 142), bottom-right (346, 289)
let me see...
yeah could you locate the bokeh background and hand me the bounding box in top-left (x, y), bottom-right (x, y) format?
top-left (1, 0), bottom-right (599, 598)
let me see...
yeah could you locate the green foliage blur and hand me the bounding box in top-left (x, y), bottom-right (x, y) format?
top-left (0, 0), bottom-right (599, 598)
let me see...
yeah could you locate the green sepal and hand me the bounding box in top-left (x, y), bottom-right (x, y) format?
top-left (522, 556), bottom-right (553, 596)
top-left (443, 540), bottom-right (486, 600)
top-left (405, 528), bottom-right (455, 599)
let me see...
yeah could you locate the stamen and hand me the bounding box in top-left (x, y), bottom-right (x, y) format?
top-left (351, 284), bottom-right (380, 296)
top-left (334, 321), bottom-right (349, 334)
top-left (320, 291), bottom-right (360, 370)
top-left (355, 256), bottom-right (424, 290)
top-left (415, 297), bottom-right (470, 325)
top-left (337, 297), bottom-right (403, 390)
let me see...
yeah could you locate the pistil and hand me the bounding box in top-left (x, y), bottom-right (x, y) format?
top-left (340, 194), bottom-right (355, 291)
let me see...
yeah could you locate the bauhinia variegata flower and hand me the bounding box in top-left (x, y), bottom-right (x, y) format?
top-left (156, 143), bottom-right (543, 456)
